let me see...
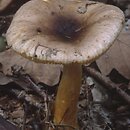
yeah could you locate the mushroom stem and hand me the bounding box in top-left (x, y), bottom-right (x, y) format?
top-left (54, 63), bottom-right (82, 129)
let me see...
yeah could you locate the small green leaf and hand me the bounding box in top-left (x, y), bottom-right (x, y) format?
top-left (0, 36), bottom-right (7, 52)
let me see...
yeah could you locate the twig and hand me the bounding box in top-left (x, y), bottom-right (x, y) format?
top-left (11, 65), bottom-right (47, 102)
top-left (24, 75), bottom-right (50, 126)
top-left (11, 66), bottom-right (51, 125)
top-left (22, 102), bottom-right (27, 130)
top-left (83, 67), bottom-right (130, 105)
top-left (103, 122), bottom-right (113, 130)
top-left (25, 75), bottom-right (47, 101)
top-left (11, 89), bottom-right (44, 109)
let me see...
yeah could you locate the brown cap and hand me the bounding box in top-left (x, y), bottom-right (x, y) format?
top-left (6, 0), bottom-right (125, 64)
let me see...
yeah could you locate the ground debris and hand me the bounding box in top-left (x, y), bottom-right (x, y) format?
top-left (83, 66), bottom-right (130, 105)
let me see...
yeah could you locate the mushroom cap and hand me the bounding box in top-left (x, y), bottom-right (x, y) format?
top-left (6, 0), bottom-right (125, 64)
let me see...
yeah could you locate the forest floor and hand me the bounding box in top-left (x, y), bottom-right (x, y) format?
top-left (0, 0), bottom-right (130, 130)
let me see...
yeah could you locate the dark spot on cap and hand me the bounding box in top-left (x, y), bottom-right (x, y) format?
top-left (36, 27), bottom-right (42, 33)
top-left (34, 54), bottom-right (37, 58)
top-left (59, 5), bottom-right (63, 10)
top-left (51, 11), bottom-right (55, 15)
top-left (51, 15), bottom-right (84, 42)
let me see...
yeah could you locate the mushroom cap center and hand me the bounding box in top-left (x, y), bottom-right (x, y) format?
top-left (52, 16), bottom-right (83, 41)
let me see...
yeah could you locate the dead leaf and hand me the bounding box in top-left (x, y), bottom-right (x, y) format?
top-left (0, 0), bottom-right (13, 12)
top-left (0, 49), bottom-right (62, 86)
top-left (10, 108), bottom-right (24, 118)
top-left (97, 28), bottom-right (130, 79)
top-left (0, 72), bottom-right (13, 85)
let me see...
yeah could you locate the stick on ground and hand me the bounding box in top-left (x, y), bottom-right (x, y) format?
top-left (83, 66), bottom-right (130, 105)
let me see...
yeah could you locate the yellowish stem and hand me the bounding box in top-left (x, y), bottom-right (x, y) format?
top-left (54, 64), bottom-right (82, 129)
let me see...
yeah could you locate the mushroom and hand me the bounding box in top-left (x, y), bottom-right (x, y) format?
top-left (6, 0), bottom-right (125, 129)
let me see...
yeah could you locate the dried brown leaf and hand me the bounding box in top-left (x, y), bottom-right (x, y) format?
top-left (0, 0), bottom-right (13, 12)
top-left (0, 72), bottom-right (13, 85)
top-left (0, 49), bottom-right (62, 86)
top-left (97, 29), bottom-right (130, 79)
